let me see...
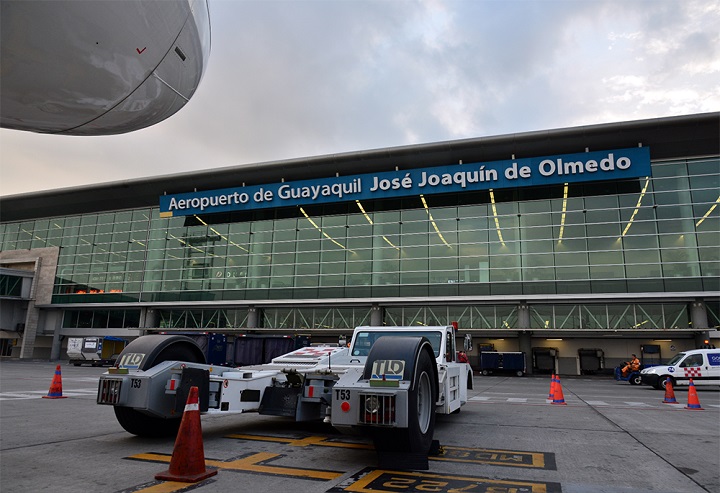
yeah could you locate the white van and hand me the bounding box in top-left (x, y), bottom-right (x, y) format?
top-left (640, 348), bottom-right (720, 390)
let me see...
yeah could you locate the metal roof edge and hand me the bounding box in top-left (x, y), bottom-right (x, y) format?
top-left (2, 112), bottom-right (718, 222)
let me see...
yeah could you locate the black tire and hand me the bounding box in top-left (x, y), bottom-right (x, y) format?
top-left (515, 370), bottom-right (524, 377)
top-left (114, 343), bottom-right (203, 437)
top-left (629, 373), bottom-right (642, 385)
top-left (364, 337), bottom-right (438, 455)
top-left (371, 347), bottom-right (437, 454)
top-left (116, 335), bottom-right (205, 371)
top-left (482, 369), bottom-right (490, 376)
top-left (404, 348), bottom-right (436, 452)
top-left (113, 406), bottom-right (183, 438)
top-left (657, 376), bottom-right (673, 391)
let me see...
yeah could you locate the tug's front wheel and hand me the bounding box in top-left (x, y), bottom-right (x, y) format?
top-left (363, 336), bottom-right (438, 463)
top-left (404, 348), bottom-right (436, 452)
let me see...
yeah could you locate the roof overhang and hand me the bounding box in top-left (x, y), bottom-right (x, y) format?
top-left (1, 112), bottom-right (718, 222)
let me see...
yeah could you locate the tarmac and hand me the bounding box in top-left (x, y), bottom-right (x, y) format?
top-left (1, 360), bottom-right (718, 493)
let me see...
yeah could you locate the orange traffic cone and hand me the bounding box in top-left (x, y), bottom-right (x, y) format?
top-left (42, 364), bottom-right (67, 399)
top-left (685, 379), bottom-right (703, 410)
top-left (662, 378), bottom-right (679, 404)
top-left (551, 375), bottom-right (567, 405)
top-left (155, 386), bottom-right (217, 483)
top-left (548, 374), bottom-right (556, 400)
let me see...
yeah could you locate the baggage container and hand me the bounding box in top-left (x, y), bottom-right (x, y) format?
top-left (479, 351), bottom-right (526, 376)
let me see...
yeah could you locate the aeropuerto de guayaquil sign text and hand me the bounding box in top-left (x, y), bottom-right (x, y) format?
top-left (159, 147), bottom-right (651, 217)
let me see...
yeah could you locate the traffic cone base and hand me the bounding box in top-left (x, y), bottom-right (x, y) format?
top-left (155, 468), bottom-right (217, 483)
top-left (42, 364), bottom-right (67, 399)
top-left (662, 378), bottom-right (679, 404)
top-left (155, 386), bottom-right (218, 483)
top-left (551, 375), bottom-right (567, 405)
top-left (685, 379), bottom-right (703, 410)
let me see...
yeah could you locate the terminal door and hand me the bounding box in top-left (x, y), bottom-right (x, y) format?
top-left (578, 348), bottom-right (605, 375)
top-left (532, 347), bottom-right (558, 374)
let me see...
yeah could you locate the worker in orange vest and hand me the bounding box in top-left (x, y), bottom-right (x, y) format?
top-left (621, 354), bottom-right (640, 377)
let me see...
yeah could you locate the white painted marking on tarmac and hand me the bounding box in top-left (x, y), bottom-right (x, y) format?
top-left (0, 393), bottom-right (39, 400)
top-left (0, 388), bottom-right (97, 400)
top-left (465, 395), bottom-right (720, 410)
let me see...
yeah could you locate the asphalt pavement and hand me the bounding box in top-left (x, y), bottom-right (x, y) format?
top-left (1, 361), bottom-right (718, 493)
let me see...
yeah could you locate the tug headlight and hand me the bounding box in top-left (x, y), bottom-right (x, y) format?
top-left (364, 395), bottom-right (380, 414)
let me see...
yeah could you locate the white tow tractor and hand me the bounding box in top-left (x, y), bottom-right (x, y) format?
top-left (97, 325), bottom-right (473, 468)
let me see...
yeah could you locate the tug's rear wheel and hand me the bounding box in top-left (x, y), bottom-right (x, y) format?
top-left (113, 406), bottom-right (182, 438)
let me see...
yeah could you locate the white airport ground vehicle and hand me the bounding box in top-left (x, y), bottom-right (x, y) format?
top-left (97, 326), bottom-right (472, 467)
top-left (640, 348), bottom-right (720, 390)
top-left (67, 337), bottom-right (127, 367)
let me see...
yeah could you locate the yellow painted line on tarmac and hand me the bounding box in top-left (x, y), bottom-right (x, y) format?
top-left (226, 433), bottom-right (556, 470)
top-left (226, 433), bottom-right (373, 450)
top-left (129, 481), bottom-right (197, 493)
top-left (335, 468), bottom-right (561, 493)
top-left (128, 451), bottom-right (343, 481)
top-left (435, 445), bottom-right (553, 469)
top-left (212, 451), bottom-right (342, 480)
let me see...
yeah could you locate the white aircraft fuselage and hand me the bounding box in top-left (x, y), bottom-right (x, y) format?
top-left (0, 0), bottom-right (210, 135)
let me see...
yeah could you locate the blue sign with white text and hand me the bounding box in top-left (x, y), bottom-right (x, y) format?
top-left (159, 147), bottom-right (651, 217)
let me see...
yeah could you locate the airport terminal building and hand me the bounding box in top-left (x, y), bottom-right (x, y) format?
top-left (1, 113), bottom-right (718, 373)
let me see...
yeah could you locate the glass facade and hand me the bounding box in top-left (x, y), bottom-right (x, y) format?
top-left (0, 273), bottom-right (23, 297)
top-left (61, 309), bottom-right (140, 329)
top-left (1, 156), bottom-right (719, 331)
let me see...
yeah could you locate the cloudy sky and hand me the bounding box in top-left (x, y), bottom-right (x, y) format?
top-left (1, 0), bottom-right (718, 197)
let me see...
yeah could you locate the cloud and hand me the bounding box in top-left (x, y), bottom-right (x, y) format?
top-left (1, 0), bottom-right (718, 197)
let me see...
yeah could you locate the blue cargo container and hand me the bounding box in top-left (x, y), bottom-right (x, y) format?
top-left (479, 351), bottom-right (526, 376)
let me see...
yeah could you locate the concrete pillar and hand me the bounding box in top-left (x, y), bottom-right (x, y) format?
top-left (517, 303), bottom-right (530, 330)
top-left (143, 308), bottom-right (159, 332)
top-left (19, 299), bottom-right (38, 359)
top-left (370, 305), bottom-right (383, 326)
top-left (518, 331), bottom-right (533, 375)
top-left (50, 330), bottom-right (63, 361)
top-left (690, 300), bottom-right (709, 330)
top-left (247, 307), bottom-right (259, 329)
top-left (690, 301), bottom-right (710, 349)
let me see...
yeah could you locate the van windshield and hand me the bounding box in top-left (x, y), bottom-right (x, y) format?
top-left (351, 331), bottom-right (442, 357)
top-left (666, 353), bottom-right (686, 366)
